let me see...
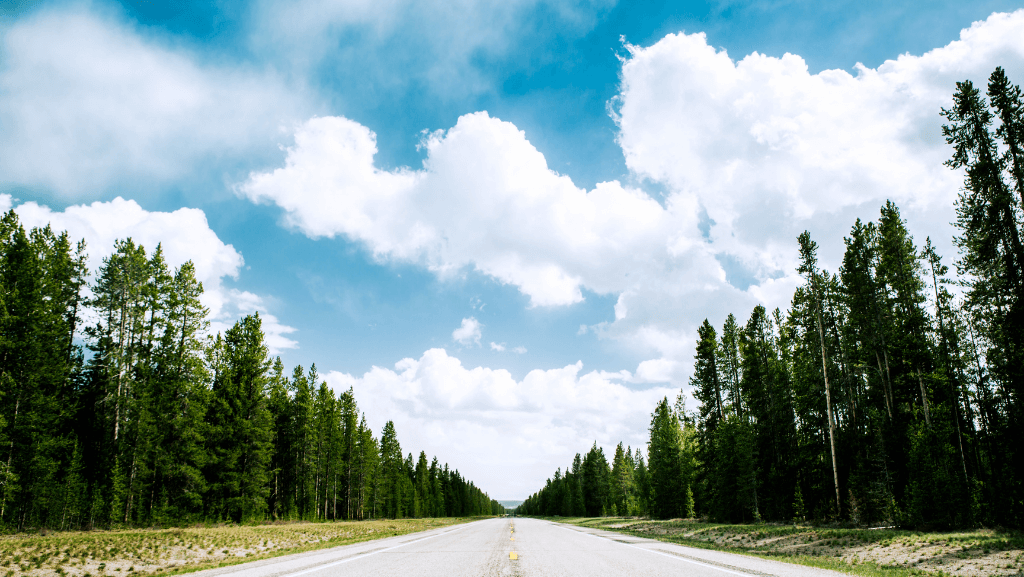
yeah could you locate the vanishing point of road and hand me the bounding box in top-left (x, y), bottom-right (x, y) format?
top-left (190, 517), bottom-right (847, 577)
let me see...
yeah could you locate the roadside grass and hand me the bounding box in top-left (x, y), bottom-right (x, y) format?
top-left (549, 517), bottom-right (1024, 577)
top-left (0, 517), bottom-right (483, 577)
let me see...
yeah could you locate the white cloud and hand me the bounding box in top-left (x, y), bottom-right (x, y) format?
top-left (240, 112), bottom-right (675, 308)
top-left (251, 0), bottom-right (614, 98)
top-left (207, 288), bottom-right (299, 355)
top-left (616, 10), bottom-right (1024, 275)
top-left (489, 342), bottom-right (527, 354)
top-left (8, 195), bottom-right (298, 353)
top-left (633, 358), bottom-right (679, 384)
top-left (452, 317), bottom-right (483, 346)
top-left (325, 348), bottom-right (674, 498)
top-left (242, 11), bottom-right (1024, 387)
top-left (0, 8), bottom-right (313, 198)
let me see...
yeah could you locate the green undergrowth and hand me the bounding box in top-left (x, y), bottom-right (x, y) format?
top-left (545, 517), bottom-right (1024, 577)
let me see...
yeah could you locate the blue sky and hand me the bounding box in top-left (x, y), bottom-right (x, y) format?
top-left (2, 0), bottom-right (1023, 498)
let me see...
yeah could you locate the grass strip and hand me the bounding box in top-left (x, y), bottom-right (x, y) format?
top-left (543, 516), bottom-right (1022, 577)
top-left (0, 517), bottom-right (490, 577)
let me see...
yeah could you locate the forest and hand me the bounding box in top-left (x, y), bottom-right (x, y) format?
top-left (0, 218), bottom-right (503, 531)
top-left (518, 68), bottom-right (1024, 530)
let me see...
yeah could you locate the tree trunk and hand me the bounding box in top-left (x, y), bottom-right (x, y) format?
top-left (874, 351), bottom-right (893, 419)
top-left (917, 368), bottom-right (932, 427)
top-left (815, 292), bottom-right (842, 518)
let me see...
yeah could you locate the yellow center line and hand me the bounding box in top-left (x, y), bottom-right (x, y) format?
top-left (509, 521), bottom-right (518, 560)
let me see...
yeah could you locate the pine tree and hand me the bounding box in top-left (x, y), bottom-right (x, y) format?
top-left (414, 451), bottom-right (429, 518)
top-left (691, 319), bottom-right (722, 517)
top-left (206, 314), bottom-right (274, 522)
top-left (266, 357), bottom-right (291, 519)
top-left (311, 376), bottom-right (335, 519)
top-left (943, 69), bottom-right (1024, 526)
top-left (838, 216), bottom-right (903, 523)
top-left (289, 364), bottom-right (315, 518)
top-left (379, 420), bottom-right (403, 518)
top-left (647, 398), bottom-right (684, 519)
top-left (568, 454), bottom-right (585, 516)
top-left (632, 447), bottom-right (650, 516)
top-left (581, 443), bottom-right (610, 516)
top-left (0, 215), bottom-right (87, 528)
top-left (609, 443), bottom-right (634, 516)
top-left (338, 388), bottom-right (358, 519)
top-left (841, 219), bottom-right (895, 421)
top-left (877, 202), bottom-right (935, 425)
top-left (147, 262), bottom-right (211, 521)
top-left (352, 414), bottom-right (379, 519)
top-left (740, 305), bottom-right (795, 520)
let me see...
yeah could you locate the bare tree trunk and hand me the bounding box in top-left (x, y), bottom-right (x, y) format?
top-left (880, 343), bottom-right (895, 420)
top-left (346, 457), bottom-right (353, 520)
top-left (1, 397), bottom-right (20, 519)
top-left (917, 368), bottom-right (932, 427)
top-left (815, 294), bottom-right (842, 518)
top-left (875, 351), bottom-right (893, 419)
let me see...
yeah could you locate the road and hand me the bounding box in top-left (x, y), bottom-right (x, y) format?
top-left (190, 517), bottom-right (848, 577)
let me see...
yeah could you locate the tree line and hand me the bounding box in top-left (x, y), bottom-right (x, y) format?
top-left (0, 216), bottom-right (503, 531)
top-left (519, 67), bottom-right (1024, 530)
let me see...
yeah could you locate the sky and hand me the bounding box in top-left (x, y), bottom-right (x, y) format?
top-left (2, 0), bottom-right (1024, 500)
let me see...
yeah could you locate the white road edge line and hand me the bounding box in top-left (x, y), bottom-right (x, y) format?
top-left (279, 521), bottom-right (476, 577)
top-left (553, 523), bottom-right (761, 577)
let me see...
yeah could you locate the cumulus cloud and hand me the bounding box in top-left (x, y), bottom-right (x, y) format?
top-left (452, 317), bottom-right (483, 346)
top-left (243, 11), bottom-right (1024, 387)
top-left (490, 342), bottom-right (506, 351)
top-left (616, 10), bottom-right (1024, 273)
top-left (0, 8), bottom-right (313, 198)
top-left (240, 112), bottom-right (675, 308)
top-left (7, 195), bottom-right (298, 353)
top-left (325, 348), bottom-right (675, 497)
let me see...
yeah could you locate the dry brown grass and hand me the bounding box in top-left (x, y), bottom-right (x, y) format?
top-left (0, 518), bottom-right (470, 577)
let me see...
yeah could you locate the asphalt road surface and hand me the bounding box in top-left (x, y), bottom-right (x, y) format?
top-left (191, 517), bottom-right (848, 577)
